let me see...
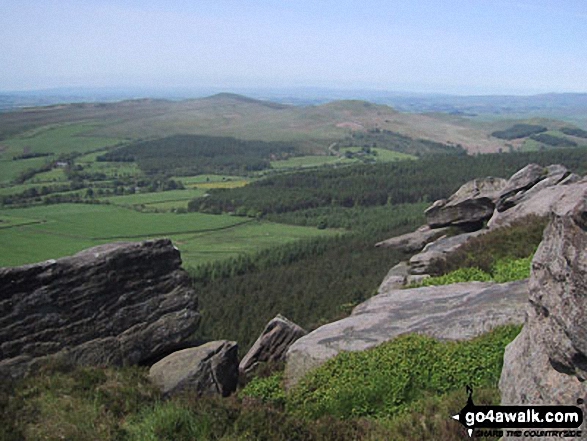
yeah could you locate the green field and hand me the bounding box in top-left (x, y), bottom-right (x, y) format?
top-left (104, 189), bottom-right (206, 210)
top-left (0, 156), bottom-right (51, 184)
top-left (0, 123), bottom-right (128, 185)
top-left (0, 203), bottom-right (335, 268)
top-left (340, 147), bottom-right (418, 161)
top-left (25, 167), bottom-right (68, 183)
top-left (2, 123), bottom-right (125, 157)
top-left (270, 149), bottom-right (416, 170)
top-left (270, 155), bottom-right (346, 169)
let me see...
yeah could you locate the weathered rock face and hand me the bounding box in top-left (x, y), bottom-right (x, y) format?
top-left (500, 192), bottom-right (587, 440)
top-left (408, 230), bottom-right (484, 275)
top-left (239, 314), bottom-right (306, 377)
top-left (378, 261), bottom-right (411, 291)
top-left (0, 239), bottom-right (200, 379)
top-left (149, 341), bottom-right (238, 398)
top-left (425, 177), bottom-right (507, 228)
top-left (495, 163), bottom-right (550, 212)
top-left (285, 279), bottom-right (527, 388)
top-left (489, 177), bottom-right (587, 229)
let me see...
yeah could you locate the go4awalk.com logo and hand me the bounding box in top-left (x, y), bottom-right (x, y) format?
top-left (451, 386), bottom-right (584, 438)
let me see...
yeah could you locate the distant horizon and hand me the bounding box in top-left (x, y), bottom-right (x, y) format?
top-left (2, 1), bottom-right (586, 97)
top-left (3, 84), bottom-right (587, 99)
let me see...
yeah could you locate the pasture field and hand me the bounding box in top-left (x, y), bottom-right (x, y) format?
top-left (0, 156), bottom-right (51, 184)
top-left (171, 221), bottom-right (340, 267)
top-left (520, 138), bottom-right (543, 152)
top-left (175, 175), bottom-right (251, 188)
top-left (339, 147), bottom-right (418, 161)
top-left (369, 148), bottom-right (418, 161)
top-left (104, 189), bottom-right (206, 209)
top-left (25, 167), bottom-right (68, 183)
top-left (0, 203), bottom-right (334, 268)
top-left (1, 123), bottom-right (125, 157)
top-left (0, 183), bottom-right (42, 196)
top-left (79, 159), bottom-right (143, 179)
top-left (269, 148), bottom-right (416, 170)
top-left (270, 155), bottom-right (346, 169)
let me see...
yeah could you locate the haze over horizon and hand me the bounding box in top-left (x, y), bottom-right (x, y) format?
top-left (1, 0), bottom-right (586, 96)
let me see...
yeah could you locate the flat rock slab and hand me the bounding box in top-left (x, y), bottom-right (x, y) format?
top-left (285, 280), bottom-right (527, 388)
top-left (375, 225), bottom-right (450, 253)
top-left (149, 341), bottom-right (239, 398)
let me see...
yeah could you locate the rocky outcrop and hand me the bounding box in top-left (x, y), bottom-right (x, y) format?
top-left (239, 314), bottom-right (307, 377)
top-left (285, 279), bottom-right (527, 388)
top-left (0, 239), bottom-right (200, 379)
top-left (375, 225), bottom-right (450, 253)
top-left (380, 165), bottom-right (586, 283)
top-left (425, 177), bottom-right (507, 228)
top-left (499, 190), bottom-right (587, 440)
top-left (149, 341), bottom-right (238, 398)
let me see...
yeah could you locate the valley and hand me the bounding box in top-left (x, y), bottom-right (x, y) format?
top-left (1, 93), bottom-right (587, 440)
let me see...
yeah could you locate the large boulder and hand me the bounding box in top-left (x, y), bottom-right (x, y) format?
top-left (149, 341), bottom-right (238, 398)
top-left (499, 190), bottom-right (587, 440)
top-left (285, 280), bottom-right (527, 388)
top-left (0, 239), bottom-right (200, 379)
top-left (425, 177), bottom-right (507, 228)
top-left (239, 314), bottom-right (307, 377)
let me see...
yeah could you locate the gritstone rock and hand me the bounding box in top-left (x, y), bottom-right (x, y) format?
top-left (499, 189), bottom-right (587, 440)
top-left (149, 340), bottom-right (238, 398)
top-left (425, 177), bottom-right (507, 229)
top-left (0, 239), bottom-right (200, 379)
top-left (239, 314), bottom-right (307, 377)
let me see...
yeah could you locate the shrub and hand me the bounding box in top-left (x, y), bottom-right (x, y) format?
top-left (417, 267), bottom-right (492, 286)
top-left (492, 255), bottom-right (533, 283)
top-left (241, 373), bottom-right (286, 406)
top-left (287, 325), bottom-right (521, 420)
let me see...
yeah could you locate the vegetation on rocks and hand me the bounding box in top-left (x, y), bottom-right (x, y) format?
top-left (415, 255), bottom-right (533, 287)
top-left (1, 327), bottom-right (514, 441)
top-left (286, 325), bottom-right (521, 420)
top-left (428, 215), bottom-right (548, 276)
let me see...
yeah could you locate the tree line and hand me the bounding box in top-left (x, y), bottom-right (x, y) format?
top-left (99, 134), bottom-right (300, 176)
top-left (189, 147), bottom-right (587, 217)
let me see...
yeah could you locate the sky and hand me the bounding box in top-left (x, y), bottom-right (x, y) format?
top-left (1, 0), bottom-right (586, 95)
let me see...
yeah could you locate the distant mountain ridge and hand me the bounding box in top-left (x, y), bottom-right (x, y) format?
top-left (1, 92), bottom-right (586, 154)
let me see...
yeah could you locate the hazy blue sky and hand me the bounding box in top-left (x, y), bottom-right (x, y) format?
top-left (1, 0), bottom-right (586, 95)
